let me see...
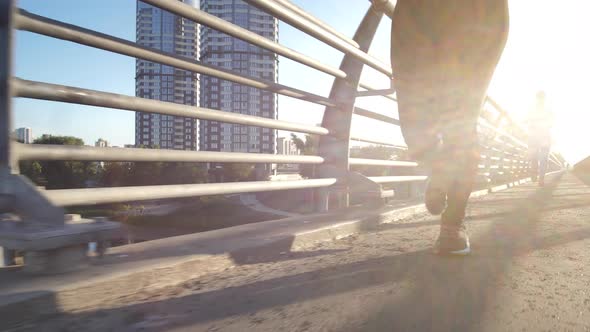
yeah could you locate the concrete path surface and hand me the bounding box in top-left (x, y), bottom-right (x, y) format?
top-left (4, 172), bottom-right (590, 331)
top-left (239, 193), bottom-right (301, 218)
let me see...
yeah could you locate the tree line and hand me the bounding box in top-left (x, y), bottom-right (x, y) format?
top-left (19, 135), bottom-right (256, 189)
top-left (290, 133), bottom-right (411, 178)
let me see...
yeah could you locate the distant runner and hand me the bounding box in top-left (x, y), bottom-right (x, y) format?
top-left (391, 0), bottom-right (509, 255)
top-left (527, 91), bottom-right (553, 187)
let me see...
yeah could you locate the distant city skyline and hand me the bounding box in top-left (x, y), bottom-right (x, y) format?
top-left (135, 0), bottom-right (200, 150)
top-left (199, 0), bottom-right (278, 156)
top-left (12, 1), bottom-right (590, 163)
top-left (10, 0), bottom-right (381, 150)
top-left (14, 127), bottom-right (33, 144)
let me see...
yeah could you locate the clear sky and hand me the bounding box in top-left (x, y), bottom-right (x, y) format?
top-left (13, 1), bottom-right (590, 164)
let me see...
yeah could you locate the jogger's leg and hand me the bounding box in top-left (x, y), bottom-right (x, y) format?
top-left (432, 114), bottom-right (480, 254)
top-left (538, 146), bottom-right (550, 185)
top-left (440, 120), bottom-right (480, 226)
top-left (391, 0), bottom-right (509, 254)
top-left (529, 148), bottom-right (540, 181)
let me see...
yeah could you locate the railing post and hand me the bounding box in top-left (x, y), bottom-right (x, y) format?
top-left (315, 5), bottom-right (384, 211)
top-left (0, 0), bottom-right (14, 173)
top-left (0, 0), bottom-right (16, 266)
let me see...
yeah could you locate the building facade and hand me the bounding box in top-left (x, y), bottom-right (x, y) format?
top-left (135, 0), bottom-right (200, 150)
top-left (95, 138), bottom-right (109, 148)
top-left (277, 137), bottom-right (299, 156)
top-left (199, 0), bottom-right (278, 160)
top-left (14, 127), bottom-right (33, 144)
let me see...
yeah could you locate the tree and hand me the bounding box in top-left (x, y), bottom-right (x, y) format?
top-left (291, 133), bottom-right (305, 152)
top-left (161, 162), bottom-right (208, 184)
top-left (100, 162), bottom-right (131, 187)
top-left (222, 163), bottom-right (255, 182)
top-left (291, 133), bottom-right (317, 155)
top-left (19, 160), bottom-right (43, 185)
top-left (350, 145), bottom-right (405, 176)
top-left (291, 133), bottom-right (318, 178)
top-left (127, 161), bottom-right (164, 186)
top-left (19, 135), bottom-right (98, 189)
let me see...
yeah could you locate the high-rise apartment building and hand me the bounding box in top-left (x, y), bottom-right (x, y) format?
top-left (135, 0), bottom-right (200, 150)
top-left (199, 0), bottom-right (278, 160)
top-left (14, 127), bottom-right (33, 144)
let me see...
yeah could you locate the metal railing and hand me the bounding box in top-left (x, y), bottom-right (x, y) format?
top-left (0, 0), bottom-right (564, 270)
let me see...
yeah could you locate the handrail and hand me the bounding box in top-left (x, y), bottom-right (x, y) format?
top-left (16, 143), bottom-right (325, 164)
top-left (349, 158), bottom-right (417, 167)
top-left (353, 106), bottom-right (400, 125)
top-left (358, 82), bottom-right (397, 101)
top-left (350, 135), bottom-right (408, 149)
top-left (140, 0), bottom-right (346, 79)
top-left (368, 175), bottom-right (427, 183)
top-left (368, 0), bottom-right (396, 19)
top-left (243, 0), bottom-right (393, 76)
top-left (15, 10), bottom-right (336, 107)
top-left (13, 78), bottom-right (329, 135)
top-left (274, 0), bottom-right (360, 49)
top-left (45, 178), bottom-right (338, 206)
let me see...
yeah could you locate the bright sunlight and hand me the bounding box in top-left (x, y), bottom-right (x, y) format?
top-left (489, 0), bottom-right (590, 164)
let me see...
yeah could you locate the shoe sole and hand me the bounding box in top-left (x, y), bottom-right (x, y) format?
top-left (448, 246), bottom-right (471, 255)
top-left (434, 246), bottom-right (471, 256)
top-left (433, 238), bottom-right (471, 256)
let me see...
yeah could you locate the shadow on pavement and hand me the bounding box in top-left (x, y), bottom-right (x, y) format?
top-left (9, 173), bottom-right (590, 331)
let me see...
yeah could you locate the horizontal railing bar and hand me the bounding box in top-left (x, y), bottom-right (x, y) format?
top-left (358, 82), bottom-right (397, 102)
top-left (13, 78), bottom-right (329, 135)
top-left (274, 0), bottom-right (360, 48)
top-left (349, 158), bottom-right (417, 167)
top-left (368, 175), bottom-right (427, 183)
top-left (356, 88), bottom-right (396, 98)
top-left (140, 0), bottom-right (346, 79)
top-left (15, 143), bottom-right (325, 164)
top-left (485, 96), bottom-right (528, 135)
top-left (353, 106), bottom-right (400, 125)
top-left (44, 178), bottom-right (339, 206)
top-left (369, 0), bottom-right (396, 19)
top-left (243, 0), bottom-right (393, 76)
top-left (478, 119), bottom-right (527, 148)
top-left (15, 10), bottom-right (336, 107)
top-left (350, 135), bottom-right (407, 149)
top-left (549, 155), bottom-right (561, 167)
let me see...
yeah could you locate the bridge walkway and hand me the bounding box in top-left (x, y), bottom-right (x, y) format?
top-left (4, 172), bottom-right (590, 331)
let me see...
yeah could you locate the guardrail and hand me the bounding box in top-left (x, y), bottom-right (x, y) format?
top-left (0, 0), bottom-right (564, 272)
